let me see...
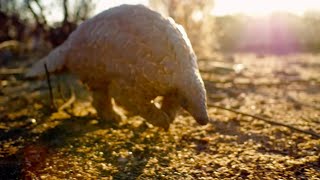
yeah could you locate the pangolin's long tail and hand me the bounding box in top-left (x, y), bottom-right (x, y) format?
top-left (25, 43), bottom-right (69, 78)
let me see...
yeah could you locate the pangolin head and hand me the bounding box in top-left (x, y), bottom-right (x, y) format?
top-left (177, 70), bottom-right (209, 125)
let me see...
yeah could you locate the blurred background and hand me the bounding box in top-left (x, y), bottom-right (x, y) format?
top-left (1, 0), bottom-right (320, 60)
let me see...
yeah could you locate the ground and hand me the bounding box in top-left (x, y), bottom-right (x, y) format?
top-left (0, 53), bottom-right (319, 179)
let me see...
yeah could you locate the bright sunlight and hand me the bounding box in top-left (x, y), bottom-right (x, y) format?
top-left (214, 0), bottom-right (320, 16)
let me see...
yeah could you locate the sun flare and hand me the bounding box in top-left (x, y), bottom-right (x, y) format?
top-left (213, 0), bottom-right (320, 16)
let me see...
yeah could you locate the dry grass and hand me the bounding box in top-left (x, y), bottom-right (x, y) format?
top-left (0, 53), bottom-right (319, 179)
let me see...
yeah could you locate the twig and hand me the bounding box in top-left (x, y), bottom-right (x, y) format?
top-left (58, 86), bottom-right (76, 111)
top-left (57, 76), bottom-right (67, 101)
top-left (207, 103), bottom-right (320, 139)
top-left (0, 40), bottom-right (20, 49)
top-left (0, 68), bottom-right (25, 75)
top-left (44, 63), bottom-right (56, 110)
top-left (204, 78), bottom-right (319, 86)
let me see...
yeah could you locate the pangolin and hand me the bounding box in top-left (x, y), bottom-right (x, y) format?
top-left (26, 4), bottom-right (209, 129)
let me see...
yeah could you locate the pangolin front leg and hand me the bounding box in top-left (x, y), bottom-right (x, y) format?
top-left (161, 93), bottom-right (180, 124)
top-left (111, 86), bottom-right (172, 129)
top-left (121, 96), bottom-right (171, 129)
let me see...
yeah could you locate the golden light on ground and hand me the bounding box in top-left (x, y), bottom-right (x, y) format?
top-left (213, 0), bottom-right (320, 16)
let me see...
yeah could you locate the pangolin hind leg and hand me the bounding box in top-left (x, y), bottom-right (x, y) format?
top-left (91, 88), bottom-right (121, 124)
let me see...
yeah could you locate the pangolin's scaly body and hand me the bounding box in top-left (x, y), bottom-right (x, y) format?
top-left (26, 4), bottom-right (209, 129)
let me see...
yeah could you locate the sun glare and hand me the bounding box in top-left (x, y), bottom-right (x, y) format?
top-left (43, 0), bottom-right (320, 23)
top-left (213, 0), bottom-right (320, 16)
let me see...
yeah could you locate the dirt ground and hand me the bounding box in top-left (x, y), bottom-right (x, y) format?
top-left (0, 53), bottom-right (319, 179)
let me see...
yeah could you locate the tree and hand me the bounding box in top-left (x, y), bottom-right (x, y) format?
top-left (61, 0), bottom-right (95, 24)
top-left (149, 0), bottom-right (218, 59)
top-left (0, 0), bottom-right (95, 48)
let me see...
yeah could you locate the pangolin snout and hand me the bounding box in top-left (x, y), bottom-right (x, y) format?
top-left (195, 115), bottom-right (209, 125)
top-left (178, 83), bottom-right (209, 126)
top-left (193, 107), bottom-right (210, 125)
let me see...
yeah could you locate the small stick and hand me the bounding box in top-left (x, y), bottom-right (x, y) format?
top-left (208, 103), bottom-right (320, 139)
top-left (57, 76), bottom-right (67, 101)
top-left (44, 63), bottom-right (56, 110)
top-left (58, 86), bottom-right (76, 111)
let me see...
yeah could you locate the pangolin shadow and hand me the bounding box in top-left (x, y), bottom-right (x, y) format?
top-left (37, 115), bottom-right (170, 178)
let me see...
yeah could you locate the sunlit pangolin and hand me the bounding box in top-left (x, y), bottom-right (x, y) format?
top-left (26, 4), bottom-right (209, 129)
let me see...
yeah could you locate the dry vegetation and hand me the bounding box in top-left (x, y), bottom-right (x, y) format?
top-left (0, 53), bottom-right (319, 179)
top-left (149, 0), bottom-right (217, 59)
